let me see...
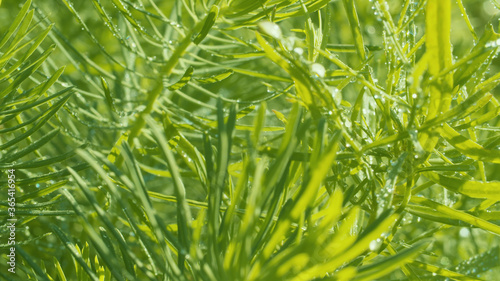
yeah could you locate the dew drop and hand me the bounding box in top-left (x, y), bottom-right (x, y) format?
top-left (369, 238), bottom-right (382, 251)
top-left (311, 63), bottom-right (326, 78)
top-left (294, 47), bottom-right (304, 55)
top-left (257, 21), bottom-right (282, 39)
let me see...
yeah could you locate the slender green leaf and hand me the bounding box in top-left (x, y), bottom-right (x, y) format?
top-left (410, 197), bottom-right (500, 235)
top-left (193, 5), bottom-right (219, 44)
top-left (15, 246), bottom-right (51, 281)
top-left (0, 0), bottom-right (32, 49)
top-left (423, 171), bottom-right (500, 200)
top-left (167, 66), bottom-right (194, 91)
top-left (0, 128), bottom-right (59, 163)
top-left (0, 92), bottom-right (71, 150)
top-left (353, 241), bottom-right (430, 281)
top-left (51, 225), bottom-right (100, 281)
top-left (196, 70), bottom-right (234, 84)
top-left (440, 124), bottom-right (500, 164)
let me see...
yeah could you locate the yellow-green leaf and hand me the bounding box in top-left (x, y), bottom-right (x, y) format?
top-left (193, 5), bottom-right (219, 44)
top-left (423, 171), bottom-right (500, 200)
top-left (420, 0), bottom-right (453, 153)
top-left (196, 70), bottom-right (234, 84)
top-left (440, 124), bottom-right (500, 164)
top-left (410, 197), bottom-right (500, 235)
top-left (107, 132), bottom-right (129, 164)
top-left (167, 66), bottom-right (194, 91)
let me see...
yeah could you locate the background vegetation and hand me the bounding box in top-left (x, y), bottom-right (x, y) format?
top-left (1, 0), bottom-right (500, 280)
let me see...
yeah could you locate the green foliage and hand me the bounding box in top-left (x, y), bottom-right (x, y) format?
top-left (1, 0), bottom-right (500, 280)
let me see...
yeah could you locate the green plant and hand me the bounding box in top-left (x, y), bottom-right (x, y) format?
top-left (1, 0), bottom-right (500, 280)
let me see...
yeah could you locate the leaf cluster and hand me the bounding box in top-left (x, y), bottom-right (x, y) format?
top-left (1, 0), bottom-right (500, 280)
